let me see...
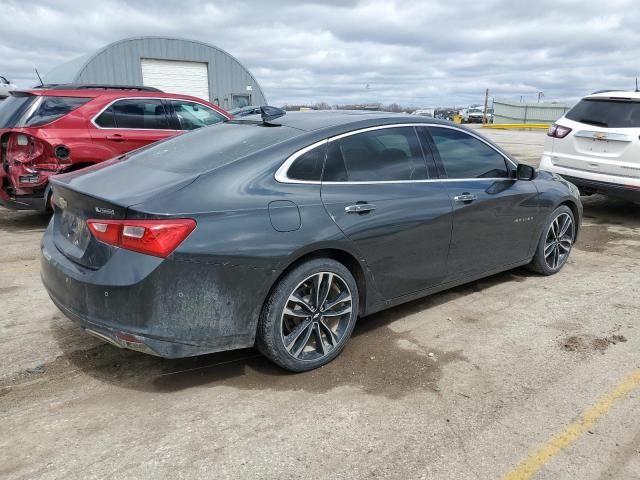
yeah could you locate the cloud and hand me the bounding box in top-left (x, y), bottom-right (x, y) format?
top-left (1, 0), bottom-right (637, 107)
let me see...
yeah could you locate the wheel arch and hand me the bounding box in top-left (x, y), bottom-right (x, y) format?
top-left (266, 246), bottom-right (378, 318)
top-left (556, 198), bottom-right (581, 242)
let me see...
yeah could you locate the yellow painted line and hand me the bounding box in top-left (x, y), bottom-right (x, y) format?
top-left (483, 123), bottom-right (550, 130)
top-left (503, 369), bottom-right (640, 480)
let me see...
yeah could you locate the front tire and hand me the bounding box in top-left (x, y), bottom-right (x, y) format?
top-left (528, 205), bottom-right (575, 275)
top-left (256, 258), bottom-right (359, 372)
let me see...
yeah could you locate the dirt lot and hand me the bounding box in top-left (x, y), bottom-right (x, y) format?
top-left (1, 128), bottom-right (639, 480)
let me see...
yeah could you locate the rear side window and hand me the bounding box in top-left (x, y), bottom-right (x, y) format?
top-left (287, 144), bottom-right (326, 181)
top-left (25, 97), bottom-right (91, 127)
top-left (565, 99), bottom-right (640, 128)
top-left (428, 127), bottom-right (508, 179)
top-left (323, 127), bottom-right (428, 182)
top-left (170, 100), bottom-right (226, 130)
top-left (97, 99), bottom-right (170, 129)
top-left (95, 107), bottom-right (117, 128)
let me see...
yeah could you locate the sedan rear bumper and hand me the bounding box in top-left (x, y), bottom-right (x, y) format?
top-left (40, 223), bottom-right (277, 358)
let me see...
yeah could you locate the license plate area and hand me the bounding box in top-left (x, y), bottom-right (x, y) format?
top-left (59, 210), bottom-right (91, 252)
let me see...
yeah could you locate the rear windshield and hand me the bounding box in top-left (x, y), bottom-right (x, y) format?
top-left (0, 95), bottom-right (36, 128)
top-left (0, 95), bottom-right (90, 128)
top-left (128, 121), bottom-right (301, 173)
top-left (565, 99), bottom-right (640, 128)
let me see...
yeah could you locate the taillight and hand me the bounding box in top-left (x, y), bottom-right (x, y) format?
top-left (547, 123), bottom-right (572, 139)
top-left (87, 219), bottom-right (196, 258)
top-left (7, 133), bottom-right (44, 165)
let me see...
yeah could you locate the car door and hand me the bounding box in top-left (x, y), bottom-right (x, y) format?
top-left (167, 100), bottom-right (227, 131)
top-left (320, 125), bottom-right (453, 300)
top-left (91, 98), bottom-right (176, 156)
top-left (424, 126), bottom-right (539, 279)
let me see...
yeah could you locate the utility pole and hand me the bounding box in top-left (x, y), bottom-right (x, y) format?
top-left (482, 88), bottom-right (489, 125)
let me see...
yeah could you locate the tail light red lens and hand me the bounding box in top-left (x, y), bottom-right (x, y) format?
top-left (547, 124), bottom-right (572, 139)
top-left (87, 219), bottom-right (196, 258)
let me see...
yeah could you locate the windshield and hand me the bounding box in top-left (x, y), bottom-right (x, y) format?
top-left (129, 121), bottom-right (301, 173)
top-left (565, 99), bottom-right (640, 128)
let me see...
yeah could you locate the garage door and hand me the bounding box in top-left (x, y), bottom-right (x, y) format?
top-left (140, 59), bottom-right (210, 101)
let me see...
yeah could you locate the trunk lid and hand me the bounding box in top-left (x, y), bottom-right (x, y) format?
top-left (50, 160), bottom-right (199, 269)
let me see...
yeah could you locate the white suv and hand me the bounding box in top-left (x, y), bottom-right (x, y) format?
top-left (0, 75), bottom-right (16, 98)
top-left (539, 91), bottom-right (640, 202)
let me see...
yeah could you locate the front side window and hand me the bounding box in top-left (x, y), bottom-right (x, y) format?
top-left (323, 127), bottom-right (428, 182)
top-left (170, 100), bottom-right (226, 130)
top-left (428, 127), bottom-right (508, 179)
top-left (97, 99), bottom-right (169, 130)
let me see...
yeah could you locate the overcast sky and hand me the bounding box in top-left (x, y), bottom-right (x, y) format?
top-left (1, 0), bottom-right (637, 107)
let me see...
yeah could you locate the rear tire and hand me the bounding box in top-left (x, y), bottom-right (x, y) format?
top-left (256, 258), bottom-right (359, 372)
top-left (527, 205), bottom-right (575, 275)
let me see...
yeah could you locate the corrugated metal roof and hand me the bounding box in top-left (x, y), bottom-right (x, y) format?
top-left (42, 36), bottom-right (267, 108)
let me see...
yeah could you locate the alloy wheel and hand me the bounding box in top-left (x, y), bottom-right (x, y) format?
top-left (544, 212), bottom-right (574, 270)
top-left (280, 272), bottom-right (353, 362)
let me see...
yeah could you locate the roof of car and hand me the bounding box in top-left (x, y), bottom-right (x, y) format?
top-left (585, 91), bottom-right (640, 101)
top-left (243, 110), bottom-right (451, 132)
top-left (13, 86), bottom-right (220, 103)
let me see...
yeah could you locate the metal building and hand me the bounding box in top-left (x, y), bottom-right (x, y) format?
top-left (44, 36), bottom-right (267, 110)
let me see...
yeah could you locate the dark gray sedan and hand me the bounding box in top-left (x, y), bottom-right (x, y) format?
top-left (41, 110), bottom-right (582, 371)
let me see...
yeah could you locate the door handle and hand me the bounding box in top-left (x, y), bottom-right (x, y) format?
top-left (106, 134), bottom-right (127, 142)
top-left (453, 193), bottom-right (477, 203)
top-left (345, 203), bottom-right (377, 214)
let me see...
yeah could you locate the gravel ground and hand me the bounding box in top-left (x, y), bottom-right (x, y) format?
top-left (1, 127), bottom-right (638, 480)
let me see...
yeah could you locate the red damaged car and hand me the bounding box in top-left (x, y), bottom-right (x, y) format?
top-left (0, 84), bottom-right (231, 210)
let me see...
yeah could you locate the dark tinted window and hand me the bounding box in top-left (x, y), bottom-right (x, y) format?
top-left (287, 144), bottom-right (326, 181)
top-left (323, 127), bottom-right (427, 182)
top-left (0, 95), bottom-right (36, 128)
top-left (110, 99), bottom-right (169, 129)
top-left (565, 99), bottom-right (640, 128)
top-left (429, 127), bottom-right (508, 179)
top-left (25, 97), bottom-right (90, 127)
top-left (170, 100), bottom-right (225, 130)
top-left (95, 107), bottom-right (116, 128)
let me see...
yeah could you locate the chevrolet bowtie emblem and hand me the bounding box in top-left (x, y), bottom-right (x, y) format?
top-left (58, 197), bottom-right (68, 209)
top-left (595, 132), bottom-right (607, 141)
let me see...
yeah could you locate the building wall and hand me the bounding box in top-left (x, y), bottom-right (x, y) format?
top-left (45, 37), bottom-right (267, 109)
top-left (493, 99), bottom-right (574, 124)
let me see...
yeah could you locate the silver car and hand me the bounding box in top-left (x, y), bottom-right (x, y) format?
top-left (0, 76), bottom-right (16, 99)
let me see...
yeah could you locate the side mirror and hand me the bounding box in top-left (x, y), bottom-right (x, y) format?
top-left (516, 163), bottom-right (536, 181)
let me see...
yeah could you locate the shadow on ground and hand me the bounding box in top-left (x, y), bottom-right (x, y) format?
top-left (0, 209), bottom-right (50, 231)
top-left (29, 269), bottom-right (535, 399)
